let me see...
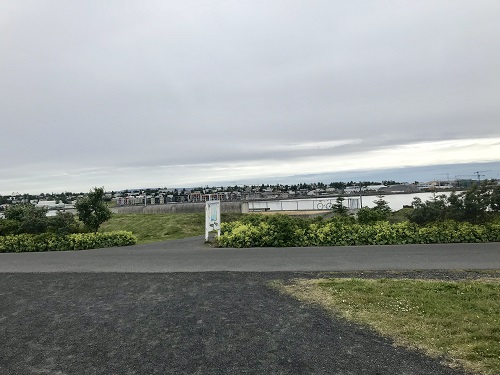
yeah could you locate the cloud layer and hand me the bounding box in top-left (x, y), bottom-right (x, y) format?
top-left (1, 1), bottom-right (500, 193)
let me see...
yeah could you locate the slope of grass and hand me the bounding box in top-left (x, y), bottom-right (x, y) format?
top-left (99, 212), bottom-right (244, 244)
top-left (99, 213), bottom-right (205, 244)
top-left (275, 277), bottom-right (500, 375)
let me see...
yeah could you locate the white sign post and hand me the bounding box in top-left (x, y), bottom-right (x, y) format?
top-left (205, 200), bottom-right (221, 241)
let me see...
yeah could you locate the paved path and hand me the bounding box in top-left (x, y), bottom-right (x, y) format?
top-left (1, 236), bottom-right (499, 272)
top-left (2, 239), bottom-right (498, 374)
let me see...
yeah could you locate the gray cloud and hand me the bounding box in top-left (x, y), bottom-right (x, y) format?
top-left (1, 1), bottom-right (500, 193)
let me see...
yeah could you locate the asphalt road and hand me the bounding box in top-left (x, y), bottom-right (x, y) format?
top-left (0, 236), bottom-right (499, 272)
top-left (2, 239), bottom-right (498, 374)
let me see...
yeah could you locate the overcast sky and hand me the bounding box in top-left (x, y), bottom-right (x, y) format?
top-left (2, 1), bottom-right (500, 194)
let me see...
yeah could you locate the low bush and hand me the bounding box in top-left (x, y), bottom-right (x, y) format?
top-left (0, 231), bottom-right (137, 253)
top-left (357, 196), bottom-right (392, 224)
top-left (47, 212), bottom-right (86, 235)
top-left (4, 204), bottom-right (49, 234)
top-left (218, 214), bottom-right (500, 247)
top-left (0, 219), bottom-right (20, 236)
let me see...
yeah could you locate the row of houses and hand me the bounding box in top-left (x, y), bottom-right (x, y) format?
top-left (116, 196), bottom-right (176, 206)
top-left (116, 191), bottom-right (243, 206)
top-left (114, 182), bottom-right (453, 206)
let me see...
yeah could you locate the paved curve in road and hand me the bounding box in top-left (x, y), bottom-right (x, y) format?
top-left (0, 236), bottom-right (499, 272)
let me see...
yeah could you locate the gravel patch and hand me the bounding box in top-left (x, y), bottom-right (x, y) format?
top-left (0, 271), bottom-right (487, 374)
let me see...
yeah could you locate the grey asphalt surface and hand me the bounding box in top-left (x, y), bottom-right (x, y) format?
top-left (1, 239), bottom-right (499, 374)
top-left (1, 271), bottom-right (482, 375)
top-left (1, 236), bottom-right (499, 272)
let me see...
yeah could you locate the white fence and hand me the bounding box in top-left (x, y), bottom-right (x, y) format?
top-left (249, 198), bottom-right (360, 212)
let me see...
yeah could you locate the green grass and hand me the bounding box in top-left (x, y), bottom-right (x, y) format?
top-left (105, 200), bottom-right (117, 208)
top-left (99, 212), bottom-right (244, 244)
top-left (99, 213), bottom-right (205, 243)
top-left (276, 277), bottom-right (500, 375)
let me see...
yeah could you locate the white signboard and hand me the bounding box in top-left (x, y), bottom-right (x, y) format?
top-left (205, 200), bottom-right (221, 241)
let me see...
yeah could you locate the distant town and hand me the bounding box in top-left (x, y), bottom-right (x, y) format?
top-left (1, 177), bottom-right (493, 213)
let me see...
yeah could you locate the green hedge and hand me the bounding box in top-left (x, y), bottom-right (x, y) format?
top-left (218, 215), bottom-right (500, 247)
top-left (0, 231), bottom-right (137, 253)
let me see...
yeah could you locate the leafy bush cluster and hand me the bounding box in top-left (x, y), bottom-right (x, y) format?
top-left (0, 187), bottom-right (131, 252)
top-left (408, 181), bottom-right (500, 225)
top-left (356, 196), bottom-right (392, 224)
top-left (1, 187), bottom-right (113, 237)
top-left (218, 214), bottom-right (500, 248)
top-left (0, 204), bottom-right (85, 236)
top-left (0, 231), bottom-right (137, 253)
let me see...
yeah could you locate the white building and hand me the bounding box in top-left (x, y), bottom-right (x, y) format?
top-left (36, 201), bottom-right (65, 210)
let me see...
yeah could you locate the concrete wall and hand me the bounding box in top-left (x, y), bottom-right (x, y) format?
top-left (114, 202), bottom-right (248, 214)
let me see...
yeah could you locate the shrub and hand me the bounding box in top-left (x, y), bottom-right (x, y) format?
top-left (2, 204), bottom-right (84, 235)
top-left (407, 196), bottom-right (448, 225)
top-left (408, 181), bottom-right (500, 225)
top-left (0, 231), bottom-right (137, 253)
top-left (0, 219), bottom-right (20, 236)
top-left (4, 204), bottom-right (49, 234)
top-left (47, 211), bottom-right (85, 235)
top-left (357, 196), bottom-right (392, 224)
top-left (219, 214), bottom-right (310, 247)
top-left (218, 215), bottom-right (500, 248)
top-left (357, 207), bottom-right (386, 224)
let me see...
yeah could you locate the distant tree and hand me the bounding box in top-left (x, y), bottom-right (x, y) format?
top-left (407, 181), bottom-right (500, 225)
top-left (357, 196), bottom-right (392, 224)
top-left (332, 197), bottom-right (349, 216)
top-left (407, 194), bottom-right (448, 225)
top-left (329, 182), bottom-right (346, 190)
top-left (48, 211), bottom-right (83, 235)
top-left (75, 187), bottom-right (112, 233)
top-left (453, 181), bottom-right (499, 223)
top-left (373, 195), bottom-right (392, 217)
top-left (58, 194), bottom-right (69, 204)
top-left (491, 183), bottom-right (500, 212)
top-left (4, 203), bottom-right (48, 234)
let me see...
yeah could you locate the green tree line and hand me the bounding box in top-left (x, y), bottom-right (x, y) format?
top-left (0, 187), bottom-right (112, 236)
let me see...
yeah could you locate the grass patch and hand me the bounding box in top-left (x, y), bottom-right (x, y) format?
top-left (99, 213), bottom-right (205, 243)
top-left (275, 277), bottom-right (500, 374)
top-left (99, 212), bottom-right (244, 244)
